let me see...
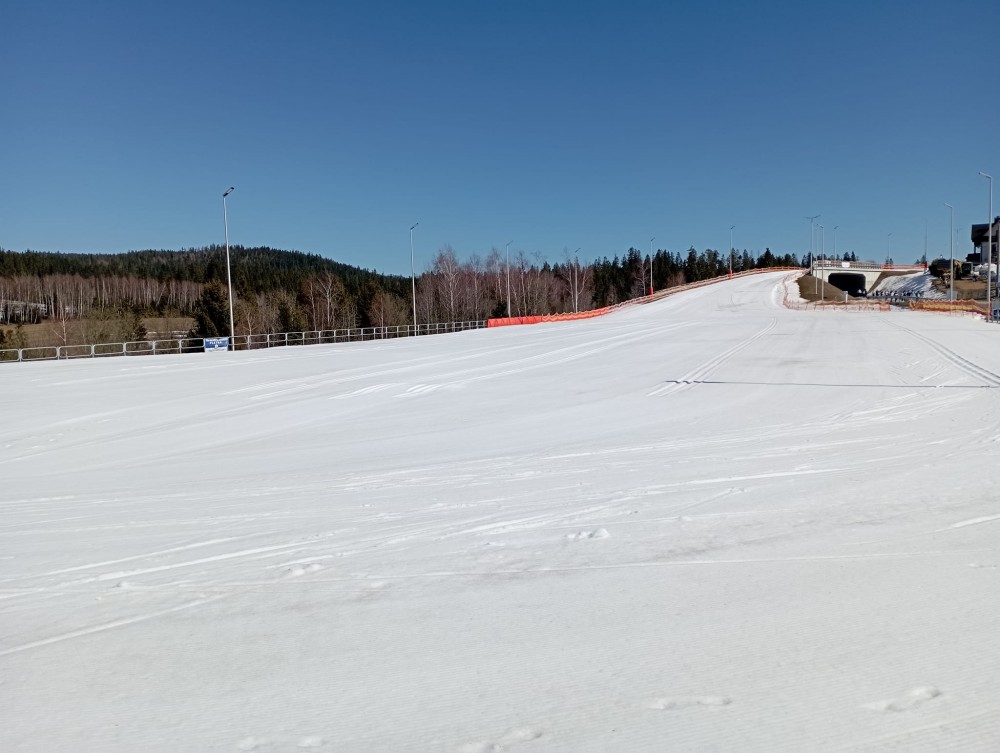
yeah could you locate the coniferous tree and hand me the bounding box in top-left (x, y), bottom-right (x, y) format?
top-left (192, 281), bottom-right (230, 337)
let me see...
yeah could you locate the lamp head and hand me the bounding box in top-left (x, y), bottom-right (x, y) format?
top-left (223, 187), bottom-right (234, 197)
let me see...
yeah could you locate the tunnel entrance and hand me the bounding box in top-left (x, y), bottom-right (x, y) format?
top-left (828, 272), bottom-right (867, 297)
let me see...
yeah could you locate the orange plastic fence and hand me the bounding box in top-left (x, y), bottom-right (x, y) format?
top-left (486, 308), bottom-right (614, 327)
top-left (487, 267), bottom-right (802, 328)
top-left (908, 299), bottom-right (990, 317)
top-left (785, 300), bottom-right (892, 312)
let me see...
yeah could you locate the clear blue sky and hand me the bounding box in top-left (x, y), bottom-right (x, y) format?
top-left (2, 0), bottom-right (997, 275)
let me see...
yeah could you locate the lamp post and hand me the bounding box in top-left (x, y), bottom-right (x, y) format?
top-left (729, 225), bottom-right (735, 277)
top-left (222, 186), bottom-right (236, 351)
top-left (981, 172), bottom-right (993, 315)
top-left (505, 240), bottom-right (513, 318)
top-left (944, 203), bottom-right (954, 302)
top-left (806, 214), bottom-right (820, 270)
top-left (819, 224), bottom-right (825, 302)
top-left (409, 223), bottom-right (419, 330)
top-left (649, 237), bottom-right (655, 294)
top-left (833, 225), bottom-right (839, 258)
top-left (887, 232), bottom-right (892, 263)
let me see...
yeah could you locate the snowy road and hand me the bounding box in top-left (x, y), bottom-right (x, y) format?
top-left (4, 271), bottom-right (1000, 751)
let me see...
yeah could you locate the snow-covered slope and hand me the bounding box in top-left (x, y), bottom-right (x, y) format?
top-left (872, 270), bottom-right (945, 298)
top-left (4, 272), bottom-right (1000, 752)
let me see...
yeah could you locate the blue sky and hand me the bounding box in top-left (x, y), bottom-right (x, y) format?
top-left (2, 0), bottom-right (997, 275)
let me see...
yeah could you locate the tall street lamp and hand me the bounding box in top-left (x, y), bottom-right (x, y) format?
top-left (887, 232), bottom-right (892, 262)
top-left (222, 186), bottom-right (236, 351)
top-left (818, 225), bottom-right (825, 302)
top-left (944, 203), bottom-right (954, 302)
top-left (729, 225), bottom-right (735, 277)
top-left (649, 237), bottom-right (655, 294)
top-left (409, 223), bottom-right (419, 330)
top-left (806, 214), bottom-right (820, 265)
top-left (833, 225), bottom-right (839, 258)
top-left (981, 172), bottom-right (993, 315)
top-left (505, 240), bottom-right (513, 318)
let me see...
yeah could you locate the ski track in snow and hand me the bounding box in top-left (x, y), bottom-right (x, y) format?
top-left (4, 272), bottom-right (1000, 752)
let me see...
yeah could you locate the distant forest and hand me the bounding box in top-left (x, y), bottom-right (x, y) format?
top-left (0, 244), bottom-right (801, 344)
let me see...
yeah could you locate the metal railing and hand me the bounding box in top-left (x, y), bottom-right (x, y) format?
top-left (811, 260), bottom-right (926, 271)
top-left (0, 320), bottom-right (487, 364)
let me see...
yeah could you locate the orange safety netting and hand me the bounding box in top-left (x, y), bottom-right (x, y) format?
top-left (487, 267), bottom-right (802, 328)
top-left (908, 299), bottom-right (991, 317)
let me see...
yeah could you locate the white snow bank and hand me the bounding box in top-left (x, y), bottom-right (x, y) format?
top-left (872, 270), bottom-right (945, 298)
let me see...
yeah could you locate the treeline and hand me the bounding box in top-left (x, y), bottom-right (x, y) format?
top-left (0, 244), bottom-right (802, 343)
top-left (0, 246), bottom-right (403, 332)
top-left (592, 247), bottom-right (800, 306)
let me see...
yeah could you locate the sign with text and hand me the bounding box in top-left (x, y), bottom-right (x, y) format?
top-left (203, 337), bottom-right (230, 352)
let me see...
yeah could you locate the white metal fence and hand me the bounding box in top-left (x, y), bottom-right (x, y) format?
top-left (0, 320), bottom-right (486, 364)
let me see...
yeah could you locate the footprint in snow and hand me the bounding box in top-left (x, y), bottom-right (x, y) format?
top-left (644, 696), bottom-right (731, 710)
top-left (864, 686), bottom-right (941, 712)
top-left (354, 581), bottom-right (391, 601)
top-left (457, 725), bottom-right (543, 752)
top-left (235, 734), bottom-right (325, 750)
top-left (285, 563), bottom-right (324, 578)
top-left (567, 528), bottom-right (610, 541)
top-left (236, 737), bottom-right (267, 750)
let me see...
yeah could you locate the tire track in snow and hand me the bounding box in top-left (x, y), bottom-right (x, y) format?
top-left (0, 534), bottom-right (269, 584)
top-left (648, 318), bottom-right (777, 396)
top-left (843, 707), bottom-right (996, 751)
top-left (0, 535), bottom-right (347, 599)
top-left (883, 319), bottom-right (1000, 387)
top-left (278, 548), bottom-right (991, 585)
top-left (0, 594), bottom-right (230, 656)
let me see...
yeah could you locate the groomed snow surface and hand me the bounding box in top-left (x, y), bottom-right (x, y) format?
top-left (4, 271), bottom-right (1000, 752)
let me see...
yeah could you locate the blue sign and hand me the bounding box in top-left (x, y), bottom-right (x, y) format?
top-left (204, 337), bottom-right (230, 351)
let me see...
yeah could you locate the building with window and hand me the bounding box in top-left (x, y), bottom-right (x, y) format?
top-left (970, 217), bottom-right (1000, 265)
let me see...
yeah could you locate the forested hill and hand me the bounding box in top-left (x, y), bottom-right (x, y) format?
top-left (0, 246), bottom-right (405, 298)
top-left (1, 243), bottom-right (802, 347)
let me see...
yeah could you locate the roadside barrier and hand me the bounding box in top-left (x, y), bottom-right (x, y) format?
top-left (0, 320), bottom-right (486, 364)
top-left (487, 307), bottom-right (613, 327)
top-left (907, 299), bottom-right (994, 319)
top-left (785, 300), bottom-right (892, 312)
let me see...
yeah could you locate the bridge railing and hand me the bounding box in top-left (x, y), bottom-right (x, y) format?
top-left (812, 260), bottom-right (927, 272)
